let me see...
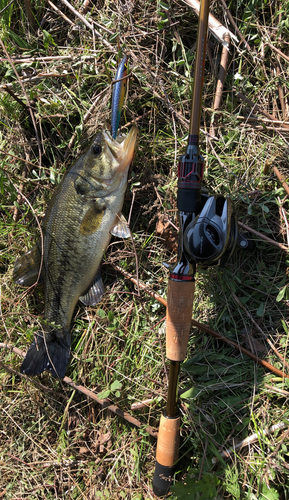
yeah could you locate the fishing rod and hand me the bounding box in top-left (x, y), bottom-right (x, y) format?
top-left (152, 1), bottom-right (211, 495)
top-left (152, 0), bottom-right (256, 487)
top-left (151, 0), bottom-right (255, 493)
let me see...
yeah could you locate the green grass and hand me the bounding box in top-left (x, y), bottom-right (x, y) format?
top-left (1, 0), bottom-right (289, 498)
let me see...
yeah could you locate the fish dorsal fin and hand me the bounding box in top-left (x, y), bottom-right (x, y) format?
top-left (79, 270), bottom-right (105, 306)
top-left (13, 243), bottom-right (42, 287)
top-left (110, 213), bottom-right (130, 239)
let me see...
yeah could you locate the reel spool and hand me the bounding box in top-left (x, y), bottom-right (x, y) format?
top-left (183, 195), bottom-right (238, 267)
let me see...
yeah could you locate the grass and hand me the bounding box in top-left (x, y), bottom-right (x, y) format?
top-left (1, 0), bottom-right (289, 498)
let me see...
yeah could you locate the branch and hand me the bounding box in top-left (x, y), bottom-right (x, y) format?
top-left (0, 343), bottom-right (158, 438)
top-left (272, 166), bottom-right (289, 197)
top-left (213, 421), bottom-right (288, 461)
top-left (59, 0), bottom-right (116, 53)
top-left (182, 0), bottom-right (238, 47)
top-left (112, 265), bottom-right (289, 379)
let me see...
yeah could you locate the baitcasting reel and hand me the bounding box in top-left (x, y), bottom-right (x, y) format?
top-left (183, 194), bottom-right (253, 267)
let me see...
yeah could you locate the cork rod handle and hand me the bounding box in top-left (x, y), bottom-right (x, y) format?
top-left (166, 279), bottom-right (195, 361)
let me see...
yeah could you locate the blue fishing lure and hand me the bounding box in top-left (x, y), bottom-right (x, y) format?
top-left (111, 56), bottom-right (128, 139)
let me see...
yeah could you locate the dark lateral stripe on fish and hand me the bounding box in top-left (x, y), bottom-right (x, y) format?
top-left (111, 55), bottom-right (128, 139)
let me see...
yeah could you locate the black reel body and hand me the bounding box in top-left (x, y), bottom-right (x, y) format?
top-left (183, 195), bottom-right (238, 267)
top-left (168, 144), bottom-right (255, 278)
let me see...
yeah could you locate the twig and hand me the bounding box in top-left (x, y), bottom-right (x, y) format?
top-left (213, 421), bottom-right (288, 460)
top-left (235, 90), bottom-right (289, 130)
top-left (112, 264), bottom-right (289, 379)
top-left (232, 291), bottom-right (289, 373)
top-left (79, 0), bottom-right (90, 15)
top-left (219, 0), bottom-right (251, 52)
top-left (0, 55), bottom-right (96, 63)
top-left (23, 0), bottom-right (34, 27)
top-left (7, 452), bottom-right (39, 470)
top-left (125, 22), bottom-right (180, 39)
top-left (236, 116), bottom-right (289, 125)
top-left (208, 137), bottom-right (248, 188)
top-left (234, 124), bottom-right (289, 132)
top-left (47, 0), bottom-right (74, 26)
top-left (145, 81), bottom-right (218, 140)
top-left (0, 38), bottom-right (42, 168)
top-left (264, 383), bottom-right (289, 397)
top-left (278, 197), bottom-right (289, 247)
top-left (182, 0), bottom-right (238, 47)
top-left (210, 33), bottom-right (230, 136)
top-left (238, 221), bottom-right (289, 252)
top-left (276, 63), bottom-right (286, 119)
top-left (213, 34), bottom-right (230, 109)
top-left (131, 398), bottom-right (158, 411)
top-left (266, 42), bottom-right (289, 64)
top-left (59, 0), bottom-right (116, 53)
top-left (0, 343), bottom-right (158, 439)
top-left (198, 435), bottom-right (208, 480)
top-left (129, 229), bottom-right (140, 297)
top-left (0, 72), bottom-right (74, 90)
top-left (0, 357), bottom-right (66, 399)
top-left (90, 19), bottom-right (115, 36)
top-left (127, 190), bottom-right (135, 227)
top-left (120, 110), bottom-right (152, 130)
top-left (271, 61), bottom-right (279, 119)
top-left (2, 85), bottom-right (29, 110)
top-left (13, 161), bottom-right (27, 222)
top-left (276, 64), bottom-right (286, 120)
top-left (0, 0), bottom-right (14, 14)
top-left (6, 175), bottom-right (44, 290)
top-left (0, 150), bottom-right (40, 169)
top-left (242, 281), bottom-right (289, 307)
top-left (64, 86), bottom-right (110, 158)
top-left (0, 288), bottom-right (10, 340)
top-left (272, 166), bottom-right (289, 197)
top-left (64, 72), bottom-right (130, 157)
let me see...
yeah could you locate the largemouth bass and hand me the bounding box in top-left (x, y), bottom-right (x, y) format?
top-left (13, 126), bottom-right (137, 379)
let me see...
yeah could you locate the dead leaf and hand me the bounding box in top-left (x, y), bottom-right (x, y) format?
top-left (241, 334), bottom-right (266, 354)
top-left (155, 215), bottom-right (178, 252)
top-left (90, 429), bottom-right (112, 453)
top-left (79, 446), bottom-right (90, 454)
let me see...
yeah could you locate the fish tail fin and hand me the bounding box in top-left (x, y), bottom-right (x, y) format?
top-left (20, 330), bottom-right (71, 379)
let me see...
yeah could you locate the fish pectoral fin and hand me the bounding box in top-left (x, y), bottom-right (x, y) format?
top-left (13, 243), bottom-right (43, 287)
top-left (79, 271), bottom-right (105, 306)
top-left (110, 213), bottom-right (131, 239)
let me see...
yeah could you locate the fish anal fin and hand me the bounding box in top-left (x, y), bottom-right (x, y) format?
top-left (110, 213), bottom-right (130, 239)
top-left (20, 329), bottom-right (71, 379)
top-left (79, 271), bottom-right (105, 306)
top-left (13, 243), bottom-right (42, 287)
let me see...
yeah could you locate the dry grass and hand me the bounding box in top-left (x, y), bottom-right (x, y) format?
top-left (1, 0), bottom-right (289, 498)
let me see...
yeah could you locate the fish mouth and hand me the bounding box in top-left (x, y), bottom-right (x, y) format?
top-left (103, 126), bottom-right (138, 172)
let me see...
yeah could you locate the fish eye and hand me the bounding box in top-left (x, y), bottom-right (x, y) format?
top-left (92, 144), bottom-right (102, 156)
